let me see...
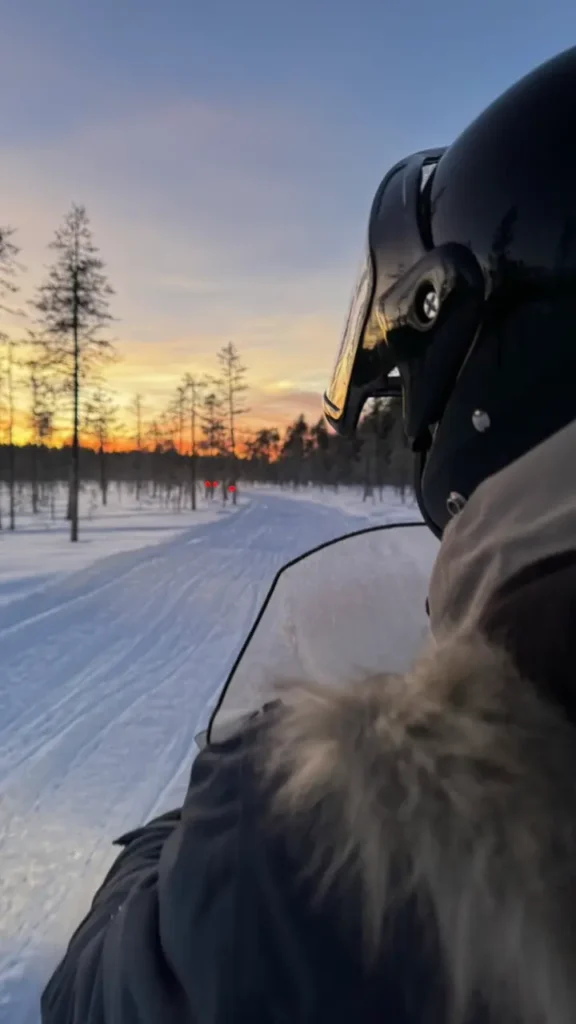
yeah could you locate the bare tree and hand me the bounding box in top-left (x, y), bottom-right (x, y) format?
top-left (132, 393), bottom-right (144, 502)
top-left (0, 227), bottom-right (19, 306)
top-left (155, 410), bottom-right (181, 509)
top-left (202, 390), bottom-right (226, 502)
top-left (183, 374), bottom-right (205, 510)
top-left (32, 204), bottom-right (115, 541)
top-left (28, 358), bottom-right (43, 515)
top-left (174, 385), bottom-right (186, 456)
top-left (217, 342), bottom-right (248, 504)
top-left (147, 418), bottom-right (162, 499)
top-left (0, 229), bottom-right (23, 531)
top-left (163, 386), bottom-right (188, 510)
top-left (85, 386), bottom-right (119, 505)
top-left (26, 333), bottom-right (57, 515)
top-left (5, 338), bottom-right (16, 529)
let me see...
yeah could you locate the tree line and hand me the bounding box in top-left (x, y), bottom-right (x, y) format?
top-left (243, 399), bottom-right (412, 497)
top-left (0, 395), bottom-right (413, 521)
top-left (0, 205), bottom-right (413, 538)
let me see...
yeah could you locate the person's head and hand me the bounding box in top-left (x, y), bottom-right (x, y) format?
top-left (324, 46), bottom-right (576, 537)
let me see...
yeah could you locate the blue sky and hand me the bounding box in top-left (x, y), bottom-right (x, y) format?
top-left (1, 0), bottom-right (575, 429)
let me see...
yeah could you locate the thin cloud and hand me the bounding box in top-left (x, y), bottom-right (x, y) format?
top-left (247, 387), bottom-right (324, 431)
top-left (0, 90), bottom-right (354, 430)
top-left (156, 276), bottom-right (222, 296)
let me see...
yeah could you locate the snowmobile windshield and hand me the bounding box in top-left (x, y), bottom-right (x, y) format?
top-left (206, 522), bottom-right (439, 745)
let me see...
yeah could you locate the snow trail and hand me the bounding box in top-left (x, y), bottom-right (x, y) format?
top-left (0, 494), bottom-right (389, 1024)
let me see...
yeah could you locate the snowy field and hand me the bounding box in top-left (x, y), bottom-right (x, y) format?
top-left (0, 485), bottom-right (437, 1024)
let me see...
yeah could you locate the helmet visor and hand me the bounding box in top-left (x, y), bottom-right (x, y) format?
top-left (324, 246), bottom-right (374, 424)
top-left (323, 151), bottom-right (445, 435)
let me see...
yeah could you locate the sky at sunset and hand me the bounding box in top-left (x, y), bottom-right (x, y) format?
top-left (1, 0), bottom-right (576, 439)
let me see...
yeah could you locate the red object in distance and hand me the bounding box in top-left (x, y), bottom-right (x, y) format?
top-left (228, 485), bottom-right (236, 493)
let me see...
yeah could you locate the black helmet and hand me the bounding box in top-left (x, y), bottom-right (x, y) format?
top-left (324, 46), bottom-right (576, 537)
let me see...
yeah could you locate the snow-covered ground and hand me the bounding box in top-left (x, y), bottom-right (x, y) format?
top-left (0, 486), bottom-right (233, 608)
top-left (0, 488), bottom-right (437, 1024)
top-left (248, 481), bottom-right (421, 524)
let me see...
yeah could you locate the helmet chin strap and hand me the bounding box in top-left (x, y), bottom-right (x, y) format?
top-left (414, 443), bottom-right (438, 622)
top-left (413, 439), bottom-right (444, 540)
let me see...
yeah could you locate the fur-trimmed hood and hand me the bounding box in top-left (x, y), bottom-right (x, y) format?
top-left (262, 635), bottom-right (576, 1024)
top-left (428, 418), bottom-right (576, 641)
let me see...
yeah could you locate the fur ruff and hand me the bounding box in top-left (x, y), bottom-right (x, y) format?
top-left (261, 636), bottom-right (576, 1024)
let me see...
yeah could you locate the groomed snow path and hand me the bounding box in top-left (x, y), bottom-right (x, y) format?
top-left (0, 494), bottom-right (409, 1024)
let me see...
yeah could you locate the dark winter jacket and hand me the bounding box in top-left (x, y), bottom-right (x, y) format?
top-left (43, 704), bottom-right (459, 1024)
top-left (42, 420), bottom-right (576, 1024)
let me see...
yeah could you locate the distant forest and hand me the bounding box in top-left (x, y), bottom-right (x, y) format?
top-left (0, 397), bottom-right (413, 526)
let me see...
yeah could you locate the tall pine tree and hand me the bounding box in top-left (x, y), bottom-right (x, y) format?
top-left (216, 342), bottom-right (248, 504)
top-left (33, 205), bottom-right (115, 541)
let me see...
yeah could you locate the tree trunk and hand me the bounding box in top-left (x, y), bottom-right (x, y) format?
top-left (227, 383), bottom-right (238, 505)
top-left (70, 436), bottom-right (79, 539)
top-left (31, 444), bottom-right (39, 514)
top-left (190, 403), bottom-right (197, 511)
top-left (70, 273), bottom-right (80, 541)
top-left (8, 440), bottom-right (15, 531)
top-left (362, 440), bottom-right (373, 501)
top-left (100, 443), bottom-right (108, 505)
top-left (231, 462), bottom-right (238, 505)
top-left (190, 453), bottom-right (197, 511)
top-left (8, 342), bottom-right (15, 530)
top-left (135, 398), bottom-right (142, 503)
top-left (67, 466), bottom-right (73, 520)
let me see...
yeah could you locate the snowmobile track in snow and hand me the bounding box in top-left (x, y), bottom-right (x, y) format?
top-left (0, 495), bottom-right (377, 1024)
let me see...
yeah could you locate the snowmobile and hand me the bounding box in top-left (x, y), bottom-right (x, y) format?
top-left (198, 519), bottom-right (439, 749)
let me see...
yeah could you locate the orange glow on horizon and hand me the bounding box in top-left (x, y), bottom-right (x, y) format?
top-left (9, 420), bottom-right (304, 455)
top-left (0, 314), bottom-right (332, 451)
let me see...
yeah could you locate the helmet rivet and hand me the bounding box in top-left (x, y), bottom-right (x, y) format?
top-left (414, 282), bottom-right (440, 325)
top-left (421, 289), bottom-right (440, 322)
top-left (446, 491), bottom-right (467, 518)
top-left (472, 409), bottom-right (491, 433)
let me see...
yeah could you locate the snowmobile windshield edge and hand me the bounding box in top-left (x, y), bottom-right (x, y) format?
top-left (205, 521), bottom-right (439, 746)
